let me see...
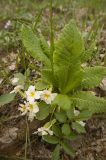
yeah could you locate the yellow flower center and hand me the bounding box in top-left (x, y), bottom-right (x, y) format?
top-left (30, 92), bottom-right (35, 97)
top-left (44, 93), bottom-right (50, 99)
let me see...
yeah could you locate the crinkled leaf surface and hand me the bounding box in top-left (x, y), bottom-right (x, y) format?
top-left (81, 66), bottom-right (106, 89)
top-left (21, 25), bottom-right (50, 66)
top-left (53, 20), bottom-right (84, 93)
top-left (72, 91), bottom-right (106, 113)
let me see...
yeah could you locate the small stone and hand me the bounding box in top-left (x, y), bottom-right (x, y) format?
top-left (0, 127), bottom-right (18, 144)
top-left (100, 78), bottom-right (106, 91)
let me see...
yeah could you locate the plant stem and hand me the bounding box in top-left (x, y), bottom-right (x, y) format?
top-left (26, 119), bottom-right (33, 160)
top-left (50, 0), bottom-right (54, 65)
top-left (33, 9), bottom-right (43, 32)
top-left (25, 116), bottom-right (28, 160)
top-left (50, 0), bottom-right (56, 89)
top-left (50, 0), bottom-right (54, 49)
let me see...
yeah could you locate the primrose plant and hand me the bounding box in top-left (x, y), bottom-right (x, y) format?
top-left (0, 20), bottom-right (106, 159)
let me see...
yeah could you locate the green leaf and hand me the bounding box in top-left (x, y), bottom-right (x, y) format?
top-left (52, 125), bottom-right (62, 137)
top-left (75, 110), bottom-right (92, 121)
top-left (54, 20), bottom-right (84, 67)
top-left (55, 110), bottom-right (67, 123)
top-left (72, 91), bottom-right (106, 113)
top-left (61, 141), bottom-right (75, 157)
top-left (66, 107), bottom-right (74, 120)
top-left (39, 34), bottom-right (50, 58)
top-left (52, 144), bottom-right (61, 160)
top-left (21, 27), bottom-right (53, 86)
top-left (43, 135), bottom-right (59, 144)
top-left (36, 102), bottom-right (50, 120)
top-left (44, 119), bottom-right (56, 128)
top-left (66, 108), bottom-right (92, 121)
top-left (65, 132), bottom-right (78, 140)
top-left (81, 42), bottom-right (96, 62)
top-left (35, 80), bottom-right (50, 90)
top-left (62, 124), bottom-right (71, 136)
top-left (0, 93), bottom-right (15, 107)
top-left (81, 66), bottom-right (106, 89)
top-left (53, 94), bottom-right (71, 110)
top-left (53, 20), bottom-right (84, 93)
top-left (41, 68), bottom-right (53, 85)
top-left (54, 64), bottom-right (83, 94)
top-left (72, 122), bottom-right (86, 133)
top-left (61, 67), bottom-right (83, 94)
top-left (21, 25), bottom-right (50, 66)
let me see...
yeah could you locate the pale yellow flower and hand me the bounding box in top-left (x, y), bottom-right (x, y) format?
top-left (28, 102), bottom-right (39, 121)
top-left (10, 85), bottom-right (23, 94)
top-left (25, 85), bottom-right (42, 104)
top-left (34, 127), bottom-right (53, 136)
top-left (34, 119), bottom-right (56, 136)
top-left (19, 101), bottom-right (39, 121)
top-left (19, 102), bottom-right (28, 115)
top-left (40, 89), bottom-right (57, 104)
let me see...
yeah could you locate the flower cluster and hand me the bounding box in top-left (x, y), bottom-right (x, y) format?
top-left (10, 78), bottom-right (57, 124)
top-left (25, 85), bottom-right (57, 105)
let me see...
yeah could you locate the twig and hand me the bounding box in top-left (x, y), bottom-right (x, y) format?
top-left (25, 116), bottom-right (28, 160)
top-left (26, 119), bottom-right (33, 160)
